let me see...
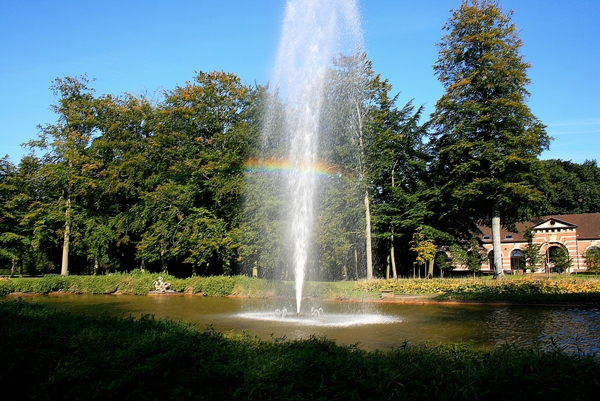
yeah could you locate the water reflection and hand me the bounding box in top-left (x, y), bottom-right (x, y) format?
top-left (24, 295), bottom-right (600, 354)
top-left (486, 306), bottom-right (600, 354)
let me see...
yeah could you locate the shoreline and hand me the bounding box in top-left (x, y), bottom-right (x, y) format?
top-left (5, 290), bottom-right (600, 308)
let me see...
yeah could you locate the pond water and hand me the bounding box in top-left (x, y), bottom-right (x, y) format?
top-left (24, 294), bottom-right (600, 354)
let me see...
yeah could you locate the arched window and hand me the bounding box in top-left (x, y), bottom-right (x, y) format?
top-left (583, 246), bottom-right (600, 273)
top-left (510, 249), bottom-right (524, 272)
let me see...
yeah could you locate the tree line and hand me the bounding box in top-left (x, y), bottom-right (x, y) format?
top-left (1, 0), bottom-right (599, 279)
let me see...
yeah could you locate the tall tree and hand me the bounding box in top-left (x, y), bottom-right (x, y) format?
top-left (0, 157), bottom-right (22, 273)
top-left (369, 99), bottom-right (430, 279)
top-left (429, 0), bottom-right (550, 278)
top-left (26, 76), bottom-right (100, 276)
top-left (147, 71), bottom-right (252, 274)
top-left (322, 52), bottom-right (395, 280)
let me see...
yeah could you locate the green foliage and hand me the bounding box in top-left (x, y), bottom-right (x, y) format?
top-left (448, 237), bottom-right (485, 275)
top-left (583, 246), bottom-right (600, 273)
top-left (4, 273), bottom-right (600, 305)
top-left (2, 300), bottom-right (599, 400)
top-left (187, 275), bottom-right (237, 296)
top-left (429, 0), bottom-right (551, 244)
top-left (0, 279), bottom-right (15, 296)
top-left (550, 246), bottom-right (572, 272)
top-left (522, 227), bottom-right (544, 272)
top-left (355, 277), bottom-right (600, 303)
top-left (9, 276), bottom-right (68, 293)
top-left (1, 50), bottom-right (596, 282)
top-left (410, 227), bottom-right (437, 265)
top-left (542, 159), bottom-right (600, 214)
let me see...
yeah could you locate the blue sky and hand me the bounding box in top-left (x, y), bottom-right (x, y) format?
top-left (1, 0), bottom-right (598, 164)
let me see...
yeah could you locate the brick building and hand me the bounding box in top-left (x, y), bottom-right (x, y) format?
top-left (475, 213), bottom-right (600, 273)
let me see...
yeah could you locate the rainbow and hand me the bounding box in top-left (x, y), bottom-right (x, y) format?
top-left (244, 157), bottom-right (353, 179)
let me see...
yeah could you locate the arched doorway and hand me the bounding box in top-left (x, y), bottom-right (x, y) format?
top-left (510, 249), bottom-right (525, 273)
top-left (547, 245), bottom-right (570, 273)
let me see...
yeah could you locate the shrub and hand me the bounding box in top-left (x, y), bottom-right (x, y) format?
top-left (196, 276), bottom-right (237, 296)
top-left (66, 276), bottom-right (120, 294)
top-left (0, 278), bottom-right (15, 296)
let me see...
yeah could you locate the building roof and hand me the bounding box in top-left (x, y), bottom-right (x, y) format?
top-left (480, 213), bottom-right (600, 243)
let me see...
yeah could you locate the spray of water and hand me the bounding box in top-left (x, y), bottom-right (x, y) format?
top-left (265, 0), bottom-right (363, 314)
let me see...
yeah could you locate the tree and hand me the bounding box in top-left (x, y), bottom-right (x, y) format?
top-left (583, 246), bottom-right (600, 274)
top-left (521, 227), bottom-right (543, 274)
top-left (541, 159), bottom-right (600, 215)
top-left (322, 52), bottom-right (417, 280)
top-left (25, 76), bottom-right (100, 276)
top-left (322, 52), bottom-right (386, 280)
top-left (410, 227), bottom-right (437, 278)
top-left (369, 101), bottom-right (430, 279)
top-left (0, 157), bottom-right (22, 274)
top-left (434, 251), bottom-right (452, 278)
top-left (549, 246), bottom-right (571, 274)
top-left (429, 0), bottom-right (550, 279)
top-left (448, 237), bottom-right (485, 277)
top-left (143, 71), bottom-right (252, 274)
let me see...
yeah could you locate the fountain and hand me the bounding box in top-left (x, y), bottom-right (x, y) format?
top-left (245, 0), bottom-right (363, 315)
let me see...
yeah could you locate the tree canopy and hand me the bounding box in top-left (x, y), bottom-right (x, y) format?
top-left (428, 0), bottom-right (550, 278)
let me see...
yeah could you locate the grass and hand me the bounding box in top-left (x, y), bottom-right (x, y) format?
top-left (1, 299), bottom-right (599, 400)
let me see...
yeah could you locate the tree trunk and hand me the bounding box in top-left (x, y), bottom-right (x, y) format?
top-left (390, 233), bottom-right (397, 279)
top-left (491, 203), bottom-right (505, 279)
top-left (386, 254), bottom-right (390, 280)
top-left (389, 162), bottom-right (398, 280)
top-left (61, 196), bottom-right (71, 276)
top-left (364, 190), bottom-right (373, 280)
top-left (160, 251), bottom-right (168, 274)
top-left (354, 247), bottom-right (359, 280)
top-left (427, 258), bottom-right (435, 279)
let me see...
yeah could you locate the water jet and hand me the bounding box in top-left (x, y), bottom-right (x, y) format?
top-left (248, 0), bottom-right (363, 315)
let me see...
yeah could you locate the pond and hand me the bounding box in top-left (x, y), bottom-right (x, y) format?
top-left (24, 294), bottom-right (600, 354)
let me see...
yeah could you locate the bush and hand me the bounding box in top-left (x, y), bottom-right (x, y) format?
top-left (0, 278), bottom-right (15, 296)
top-left (9, 276), bottom-right (69, 293)
top-left (196, 276), bottom-right (237, 296)
top-left (67, 275), bottom-right (120, 294)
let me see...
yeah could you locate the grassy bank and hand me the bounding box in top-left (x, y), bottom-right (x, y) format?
top-left (2, 273), bottom-right (600, 304)
top-left (356, 275), bottom-right (600, 304)
top-left (1, 300), bottom-right (598, 401)
top-left (0, 273), bottom-right (355, 298)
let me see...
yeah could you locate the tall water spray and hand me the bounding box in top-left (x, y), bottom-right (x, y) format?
top-left (263, 0), bottom-right (363, 314)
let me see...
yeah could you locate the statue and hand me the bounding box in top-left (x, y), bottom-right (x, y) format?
top-left (152, 276), bottom-right (172, 293)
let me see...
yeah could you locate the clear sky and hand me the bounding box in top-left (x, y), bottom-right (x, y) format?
top-left (1, 0), bottom-right (598, 164)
